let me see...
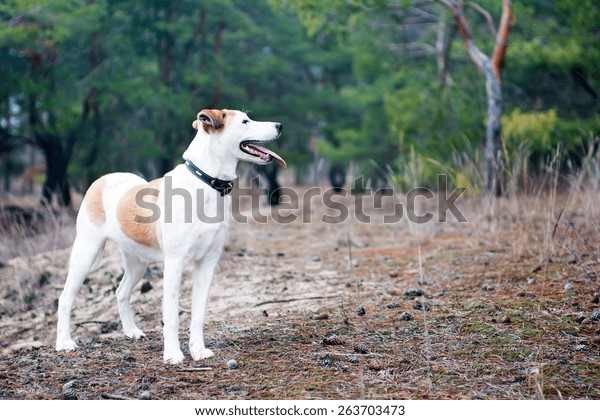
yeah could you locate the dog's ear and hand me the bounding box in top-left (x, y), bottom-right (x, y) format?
top-left (195, 109), bottom-right (225, 133)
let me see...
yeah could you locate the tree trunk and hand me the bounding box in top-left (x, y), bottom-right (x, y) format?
top-left (257, 164), bottom-right (281, 206)
top-left (483, 61), bottom-right (502, 195)
top-left (328, 164), bottom-right (346, 193)
top-left (439, 0), bottom-right (514, 195)
top-left (41, 144), bottom-right (72, 207)
top-left (207, 20), bottom-right (226, 108)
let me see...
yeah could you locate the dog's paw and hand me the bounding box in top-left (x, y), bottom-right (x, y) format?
top-left (163, 349), bottom-right (185, 364)
top-left (191, 347), bottom-right (215, 361)
top-left (124, 328), bottom-right (146, 340)
top-left (56, 339), bottom-right (78, 352)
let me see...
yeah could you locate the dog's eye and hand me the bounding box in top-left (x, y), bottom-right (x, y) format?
top-left (242, 119), bottom-right (250, 124)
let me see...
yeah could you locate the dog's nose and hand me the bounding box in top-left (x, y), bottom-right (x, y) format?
top-left (275, 122), bottom-right (282, 134)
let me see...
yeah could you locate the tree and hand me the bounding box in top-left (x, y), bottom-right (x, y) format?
top-left (437, 0), bottom-right (515, 194)
top-left (0, 0), bottom-right (104, 206)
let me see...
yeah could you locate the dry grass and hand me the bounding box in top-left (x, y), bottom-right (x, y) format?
top-left (0, 183), bottom-right (598, 400)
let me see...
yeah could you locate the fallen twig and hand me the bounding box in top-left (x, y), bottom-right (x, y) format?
top-left (315, 352), bottom-right (385, 358)
top-left (177, 367), bottom-right (212, 372)
top-left (255, 295), bottom-right (336, 307)
top-left (74, 320), bottom-right (108, 330)
top-left (101, 393), bottom-right (133, 400)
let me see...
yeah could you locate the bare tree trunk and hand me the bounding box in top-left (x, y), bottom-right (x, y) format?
top-left (438, 0), bottom-right (515, 194)
top-left (483, 60), bottom-right (502, 194)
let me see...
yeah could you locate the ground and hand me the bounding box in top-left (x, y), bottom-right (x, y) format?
top-left (0, 188), bottom-right (599, 399)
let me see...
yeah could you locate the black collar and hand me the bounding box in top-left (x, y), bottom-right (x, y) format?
top-left (184, 160), bottom-right (236, 197)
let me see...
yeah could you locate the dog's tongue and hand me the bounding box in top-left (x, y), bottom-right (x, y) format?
top-left (249, 144), bottom-right (287, 168)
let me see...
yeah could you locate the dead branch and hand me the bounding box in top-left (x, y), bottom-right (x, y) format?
top-left (315, 352), bottom-right (386, 358)
top-left (491, 0), bottom-right (516, 79)
top-left (466, 1), bottom-right (497, 37)
top-left (177, 367), bottom-right (213, 372)
top-left (101, 393), bottom-right (133, 400)
top-left (438, 0), bottom-right (487, 72)
top-left (255, 295), bottom-right (337, 307)
top-left (74, 321), bottom-right (105, 327)
top-left (436, 20), bottom-right (457, 88)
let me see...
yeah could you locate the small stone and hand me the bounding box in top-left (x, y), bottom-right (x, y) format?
top-left (314, 313), bottom-right (329, 320)
top-left (398, 312), bottom-right (413, 321)
top-left (527, 278), bottom-right (536, 285)
top-left (404, 288), bottom-right (424, 299)
top-left (352, 259), bottom-right (360, 267)
top-left (388, 271), bottom-right (399, 278)
top-left (227, 359), bottom-right (238, 369)
top-left (413, 301), bottom-right (431, 312)
top-left (575, 344), bottom-right (587, 351)
top-left (500, 316), bottom-right (511, 324)
top-left (311, 256), bottom-right (321, 262)
top-left (62, 380), bottom-right (78, 400)
top-left (356, 306), bottom-right (366, 316)
top-left (140, 390), bottom-right (151, 400)
top-left (387, 303), bottom-right (401, 309)
top-left (576, 315), bottom-right (587, 324)
top-left (319, 355), bottom-right (332, 367)
top-left (590, 309), bottom-right (600, 321)
top-left (564, 283), bottom-right (574, 292)
top-left (481, 284), bottom-right (495, 292)
top-left (140, 281), bottom-right (153, 294)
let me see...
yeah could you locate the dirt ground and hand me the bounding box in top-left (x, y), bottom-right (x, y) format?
top-left (0, 188), bottom-right (599, 400)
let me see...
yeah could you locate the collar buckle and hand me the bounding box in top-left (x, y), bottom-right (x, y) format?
top-left (184, 160), bottom-right (236, 197)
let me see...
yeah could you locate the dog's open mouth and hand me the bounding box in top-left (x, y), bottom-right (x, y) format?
top-left (240, 141), bottom-right (286, 168)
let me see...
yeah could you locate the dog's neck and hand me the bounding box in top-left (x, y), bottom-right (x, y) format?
top-left (182, 134), bottom-right (238, 181)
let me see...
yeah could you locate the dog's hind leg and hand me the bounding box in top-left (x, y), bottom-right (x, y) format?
top-left (116, 252), bottom-right (147, 339)
top-left (56, 223), bottom-right (106, 351)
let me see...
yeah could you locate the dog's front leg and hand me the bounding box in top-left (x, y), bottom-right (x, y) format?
top-left (162, 257), bottom-right (185, 364)
top-left (189, 256), bottom-right (219, 360)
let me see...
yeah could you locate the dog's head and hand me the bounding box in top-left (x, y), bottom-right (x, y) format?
top-left (191, 109), bottom-right (285, 168)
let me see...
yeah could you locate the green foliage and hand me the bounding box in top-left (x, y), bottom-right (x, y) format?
top-left (502, 109), bottom-right (558, 153)
top-left (0, 0), bottom-right (598, 197)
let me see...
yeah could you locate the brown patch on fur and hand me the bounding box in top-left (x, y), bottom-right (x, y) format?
top-left (117, 178), bottom-right (162, 248)
top-left (196, 109), bottom-right (235, 133)
top-left (85, 176), bottom-right (108, 225)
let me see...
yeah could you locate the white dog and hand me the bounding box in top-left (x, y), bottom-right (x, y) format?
top-left (56, 109), bottom-right (285, 363)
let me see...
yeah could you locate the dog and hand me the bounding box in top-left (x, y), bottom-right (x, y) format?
top-left (56, 109), bottom-right (285, 363)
